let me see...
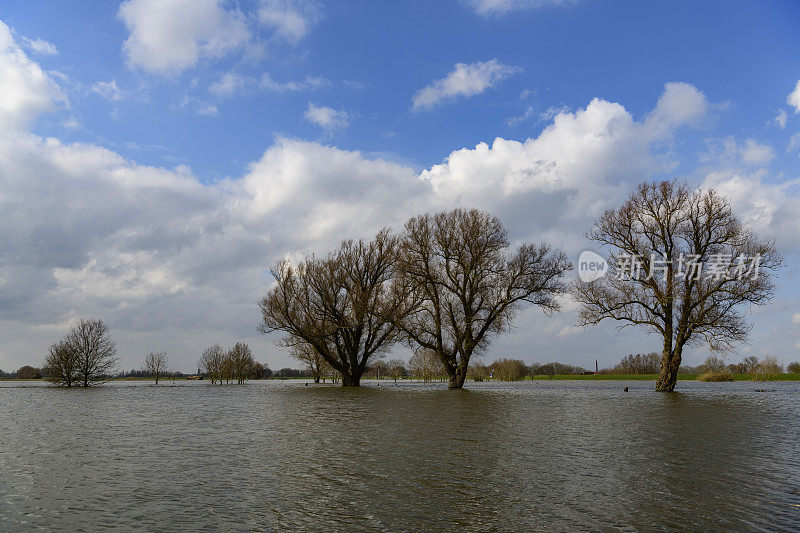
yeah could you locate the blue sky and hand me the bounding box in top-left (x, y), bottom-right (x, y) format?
top-left (1, 0), bottom-right (799, 372)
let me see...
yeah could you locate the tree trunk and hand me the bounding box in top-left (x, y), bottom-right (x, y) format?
top-left (655, 346), bottom-right (682, 392)
top-left (341, 373), bottom-right (361, 386)
top-left (448, 369), bottom-right (466, 389)
top-left (314, 375), bottom-right (320, 384)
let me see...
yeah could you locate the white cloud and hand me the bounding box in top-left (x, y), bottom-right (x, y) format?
top-left (740, 139), bottom-right (775, 165)
top-left (260, 73), bottom-right (328, 92)
top-left (209, 72), bottom-right (329, 97)
top-left (788, 79), bottom-right (800, 113)
top-left (771, 108), bottom-right (788, 129)
top-left (412, 59), bottom-right (521, 111)
top-left (91, 80), bottom-right (124, 101)
top-left (701, 137), bottom-right (775, 167)
top-left (2, 24), bottom-right (798, 372)
top-left (118, 0), bottom-right (250, 74)
top-left (21, 36), bottom-right (58, 56)
top-left (793, 313), bottom-right (800, 324)
top-left (789, 133), bottom-right (800, 156)
top-left (466, 0), bottom-right (575, 16)
top-left (506, 105), bottom-right (535, 126)
top-left (258, 0), bottom-right (321, 45)
top-left (209, 72), bottom-right (247, 97)
top-left (0, 20), bottom-right (64, 132)
top-left (303, 103), bottom-right (349, 131)
top-left (195, 103), bottom-right (219, 117)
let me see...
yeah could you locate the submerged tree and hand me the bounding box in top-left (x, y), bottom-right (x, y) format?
top-left (395, 208), bottom-right (572, 388)
top-left (144, 351), bottom-right (169, 385)
top-left (44, 337), bottom-right (80, 387)
top-left (574, 180), bottom-right (781, 392)
top-left (259, 229), bottom-right (403, 386)
top-left (71, 319), bottom-right (120, 387)
top-left (45, 319), bottom-right (119, 387)
top-left (227, 342), bottom-right (255, 384)
top-left (289, 337), bottom-right (326, 383)
top-left (199, 344), bottom-right (225, 384)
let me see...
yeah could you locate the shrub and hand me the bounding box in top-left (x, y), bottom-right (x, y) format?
top-left (698, 370), bottom-right (734, 382)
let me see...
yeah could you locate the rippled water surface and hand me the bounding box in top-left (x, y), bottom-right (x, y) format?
top-left (1, 379), bottom-right (799, 531)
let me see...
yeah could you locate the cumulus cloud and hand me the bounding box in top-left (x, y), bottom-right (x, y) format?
top-left (788, 79), bottom-right (800, 113)
top-left (259, 0), bottom-right (321, 45)
top-left (466, 0), bottom-right (575, 16)
top-left (118, 0), bottom-right (250, 74)
top-left (303, 103), bottom-right (349, 131)
top-left (2, 26), bottom-right (798, 370)
top-left (0, 21), bottom-right (64, 132)
top-left (412, 59), bottom-right (521, 111)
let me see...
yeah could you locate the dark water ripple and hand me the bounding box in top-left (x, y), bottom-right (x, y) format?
top-left (1, 380), bottom-right (798, 531)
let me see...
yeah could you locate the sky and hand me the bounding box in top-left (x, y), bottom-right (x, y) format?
top-left (1, 0), bottom-right (799, 373)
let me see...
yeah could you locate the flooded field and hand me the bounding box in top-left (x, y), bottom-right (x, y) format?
top-left (1, 380), bottom-right (798, 531)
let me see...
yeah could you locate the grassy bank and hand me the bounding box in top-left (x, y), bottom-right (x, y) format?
top-left (527, 373), bottom-right (800, 381)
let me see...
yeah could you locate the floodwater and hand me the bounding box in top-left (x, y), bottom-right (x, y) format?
top-left (0, 379), bottom-right (798, 531)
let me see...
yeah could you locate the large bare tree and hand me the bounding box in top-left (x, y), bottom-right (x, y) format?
top-left (144, 351), bottom-right (169, 385)
top-left (259, 229), bottom-right (403, 386)
top-left (46, 319), bottom-right (119, 387)
top-left (574, 180), bottom-right (781, 392)
top-left (396, 208), bottom-right (572, 388)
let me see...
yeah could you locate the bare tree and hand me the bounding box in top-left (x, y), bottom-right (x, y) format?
top-left (44, 338), bottom-right (80, 387)
top-left (259, 229), bottom-right (403, 386)
top-left (199, 344), bottom-right (225, 384)
top-left (55, 319), bottom-right (120, 387)
top-left (289, 337), bottom-right (326, 383)
top-left (408, 348), bottom-right (445, 382)
top-left (386, 358), bottom-right (406, 382)
top-left (144, 351), bottom-right (169, 385)
top-left (395, 208), bottom-right (571, 388)
top-left (742, 355), bottom-right (760, 374)
top-left (227, 342), bottom-right (255, 384)
top-left (574, 180), bottom-right (781, 392)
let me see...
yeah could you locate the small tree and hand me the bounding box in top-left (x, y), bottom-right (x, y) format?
top-left (227, 342), bottom-right (255, 384)
top-left (16, 365), bottom-right (42, 379)
top-left (396, 208), bottom-right (571, 388)
top-left (408, 348), bottom-right (445, 382)
top-left (49, 319), bottom-right (119, 387)
top-left (742, 355), bottom-right (760, 374)
top-left (758, 355), bottom-right (783, 375)
top-left (199, 344), bottom-right (225, 384)
top-left (787, 362), bottom-right (800, 374)
top-left (386, 359), bottom-right (406, 382)
top-left (575, 180), bottom-right (781, 392)
top-left (702, 355), bottom-right (725, 373)
top-left (290, 338), bottom-right (326, 383)
top-left (144, 351), bottom-right (168, 385)
top-left (489, 358), bottom-right (527, 381)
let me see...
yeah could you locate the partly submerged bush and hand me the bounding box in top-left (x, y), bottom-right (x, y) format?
top-left (698, 370), bottom-right (735, 382)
